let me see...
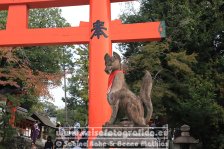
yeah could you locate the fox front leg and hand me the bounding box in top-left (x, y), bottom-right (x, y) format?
top-left (108, 99), bottom-right (119, 124)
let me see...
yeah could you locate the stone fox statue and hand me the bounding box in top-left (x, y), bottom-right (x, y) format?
top-left (104, 52), bottom-right (153, 126)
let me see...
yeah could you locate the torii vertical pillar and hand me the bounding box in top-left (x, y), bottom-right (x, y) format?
top-left (88, 0), bottom-right (112, 127)
top-left (87, 0), bottom-right (166, 129)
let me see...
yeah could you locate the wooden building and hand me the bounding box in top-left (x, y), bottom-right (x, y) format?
top-left (15, 107), bottom-right (36, 137)
top-left (31, 112), bottom-right (56, 140)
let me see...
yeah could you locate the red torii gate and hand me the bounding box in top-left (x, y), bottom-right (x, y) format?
top-left (0, 0), bottom-right (165, 127)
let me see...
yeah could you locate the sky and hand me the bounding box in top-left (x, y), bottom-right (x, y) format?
top-left (49, 1), bottom-right (140, 109)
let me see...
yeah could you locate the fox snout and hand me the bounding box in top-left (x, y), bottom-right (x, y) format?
top-left (104, 52), bottom-right (122, 74)
top-left (105, 66), bottom-right (112, 74)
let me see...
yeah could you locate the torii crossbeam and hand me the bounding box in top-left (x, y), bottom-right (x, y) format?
top-left (0, 0), bottom-right (165, 128)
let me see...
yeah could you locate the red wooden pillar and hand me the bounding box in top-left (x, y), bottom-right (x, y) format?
top-left (88, 0), bottom-right (112, 128)
top-left (5, 5), bottom-right (28, 126)
top-left (7, 5), bottom-right (28, 30)
top-left (7, 101), bottom-right (16, 127)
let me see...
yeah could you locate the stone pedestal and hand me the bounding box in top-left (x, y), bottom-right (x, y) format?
top-left (92, 126), bottom-right (169, 148)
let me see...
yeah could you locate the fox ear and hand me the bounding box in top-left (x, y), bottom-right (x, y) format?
top-left (113, 52), bottom-right (121, 62)
top-left (104, 53), bottom-right (111, 63)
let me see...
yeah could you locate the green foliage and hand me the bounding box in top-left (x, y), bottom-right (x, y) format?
top-left (175, 76), bottom-right (224, 148)
top-left (29, 8), bottom-right (70, 28)
top-left (120, 0), bottom-right (224, 148)
top-left (40, 101), bottom-right (58, 117)
top-left (56, 108), bottom-right (87, 127)
top-left (65, 45), bottom-right (89, 126)
top-left (0, 126), bottom-right (16, 144)
top-left (125, 42), bottom-right (197, 119)
top-left (0, 11), bottom-right (7, 30)
top-left (0, 103), bottom-right (17, 144)
top-left (25, 8), bottom-right (74, 83)
top-left (25, 8), bottom-right (73, 77)
top-left (0, 7), bottom-right (73, 85)
top-left (0, 7), bottom-right (73, 143)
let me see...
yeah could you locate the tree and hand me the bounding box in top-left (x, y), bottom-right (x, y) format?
top-left (125, 42), bottom-right (197, 120)
top-left (177, 76), bottom-right (224, 149)
top-left (65, 45), bottom-right (89, 126)
top-left (0, 8), bottom-right (73, 98)
top-left (41, 101), bottom-right (58, 117)
top-left (0, 8), bottom-right (73, 143)
top-left (24, 9), bottom-right (74, 114)
top-left (119, 0), bottom-right (224, 148)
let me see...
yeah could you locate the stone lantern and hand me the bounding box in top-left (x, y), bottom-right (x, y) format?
top-left (173, 124), bottom-right (199, 149)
